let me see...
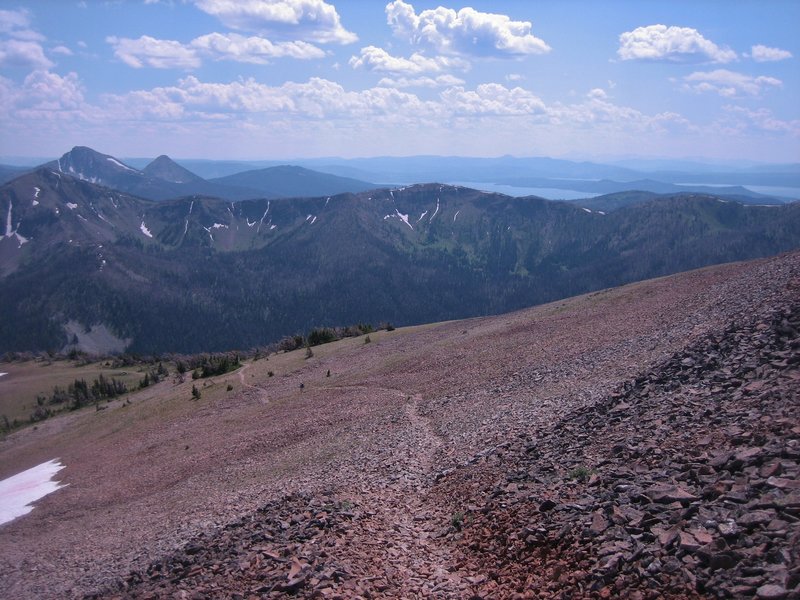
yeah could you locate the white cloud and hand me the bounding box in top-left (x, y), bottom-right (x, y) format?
top-left (191, 32), bottom-right (325, 63)
top-left (587, 88), bottom-right (607, 100)
top-left (104, 76), bottom-right (440, 121)
top-left (505, 73), bottom-right (524, 82)
top-left (107, 35), bottom-right (201, 69)
top-left (683, 69), bottom-right (782, 97)
top-left (377, 74), bottom-right (465, 88)
top-left (349, 46), bottom-right (468, 74)
top-left (0, 9), bottom-right (30, 33)
top-left (108, 32), bottom-right (326, 69)
top-left (441, 83), bottom-right (547, 115)
top-left (193, 0), bottom-right (357, 44)
top-left (51, 45), bottom-right (73, 56)
top-left (385, 0), bottom-right (550, 57)
top-left (750, 44), bottom-right (792, 62)
top-left (0, 39), bottom-right (54, 69)
top-left (618, 25), bottom-right (736, 63)
top-left (720, 105), bottom-right (800, 136)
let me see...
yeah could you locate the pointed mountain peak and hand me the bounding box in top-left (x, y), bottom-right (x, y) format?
top-left (143, 155), bottom-right (203, 184)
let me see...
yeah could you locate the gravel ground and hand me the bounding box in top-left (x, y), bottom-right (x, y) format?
top-left (0, 251), bottom-right (797, 599)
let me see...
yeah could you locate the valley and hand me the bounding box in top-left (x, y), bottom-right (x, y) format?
top-left (2, 147), bottom-right (799, 355)
top-left (0, 251), bottom-right (797, 598)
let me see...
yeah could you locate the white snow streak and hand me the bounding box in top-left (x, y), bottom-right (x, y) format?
top-left (0, 459), bottom-right (66, 526)
top-left (211, 223), bottom-right (228, 229)
top-left (140, 221), bottom-right (153, 238)
top-left (106, 157), bottom-right (136, 172)
top-left (32, 187), bottom-right (40, 205)
top-left (395, 209), bottom-right (413, 229)
top-left (246, 218), bottom-right (256, 227)
top-left (310, 216), bottom-right (317, 224)
top-left (15, 232), bottom-right (28, 247)
top-left (0, 373), bottom-right (6, 378)
top-left (4, 202), bottom-right (11, 237)
top-left (453, 210), bottom-right (460, 222)
top-left (430, 199), bottom-right (440, 222)
top-left (66, 202), bottom-right (78, 210)
top-left (270, 224), bottom-right (276, 230)
top-left (582, 207), bottom-right (592, 213)
top-left (417, 210), bottom-right (428, 222)
top-left (257, 201), bottom-right (271, 233)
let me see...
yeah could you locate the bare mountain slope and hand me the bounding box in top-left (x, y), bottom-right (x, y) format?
top-left (0, 252), bottom-right (798, 598)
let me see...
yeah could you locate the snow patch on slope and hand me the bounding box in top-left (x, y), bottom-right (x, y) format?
top-left (106, 157), bottom-right (136, 172)
top-left (0, 459), bottom-right (66, 526)
top-left (140, 221), bottom-right (153, 238)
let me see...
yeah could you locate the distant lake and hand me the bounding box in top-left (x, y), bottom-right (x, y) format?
top-left (678, 183), bottom-right (800, 200)
top-left (449, 181), bottom-right (598, 200)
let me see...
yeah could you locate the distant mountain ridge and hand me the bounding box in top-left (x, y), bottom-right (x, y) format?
top-left (33, 146), bottom-right (380, 202)
top-left (1, 168), bottom-right (799, 354)
top-left (210, 165), bottom-right (378, 198)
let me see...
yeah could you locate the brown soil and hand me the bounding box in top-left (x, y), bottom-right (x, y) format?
top-left (0, 251), bottom-right (798, 599)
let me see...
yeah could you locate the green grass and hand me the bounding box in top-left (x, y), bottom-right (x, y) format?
top-left (0, 359), bottom-right (146, 424)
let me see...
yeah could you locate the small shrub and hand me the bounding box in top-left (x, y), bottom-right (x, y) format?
top-left (569, 466), bottom-right (591, 483)
top-left (451, 511), bottom-right (464, 530)
top-left (226, 384), bottom-right (233, 391)
top-left (364, 335), bottom-right (371, 344)
top-left (305, 345), bottom-right (314, 359)
top-left (191, 385), bottom-right (201, 400)
top-left (268, 371), bottom-right (274, 377)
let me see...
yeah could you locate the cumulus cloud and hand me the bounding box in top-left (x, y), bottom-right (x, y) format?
top-left (377, 74), bottom-right (465, 88)
top-left (107, 35), bottom-right (201, 69)
top-left (618, 25), bottom-right (736, 63)
top-left (0, 8), bottom-right (44, 41)
top-left (385, 0), bottom-right (550, 57)
top-left (191, 33), bottom-right (325, 63)
top-left (104, 76), bottom-right (439, 121)
top-left (749, 44), bottom-right (792, 62)
top-left (441, 83), bottom-right (547, 115)
top-left (683, 69), bottom-right (782, 97)
top-left (108, 32), bottom-right (326, 68)
top-left (51, 45), bottom-right (73, 56)
top-left (0, 38), bottom-right (54, 69)
top-left (349, 46), bottom-right (468, 74)
top-left (587, 88), bottom-right (607, 100)
top-left (193, 0), bottom-right (357, 44)
top-left (718, 105), bottom-right (800, 137)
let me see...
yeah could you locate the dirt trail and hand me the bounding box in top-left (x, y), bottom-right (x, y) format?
top-left (333, 391), bottom-right (464, 597)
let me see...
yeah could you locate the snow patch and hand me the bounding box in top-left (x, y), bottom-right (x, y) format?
top-left (306, 214), bottom-right (313, 221)
top-left (140, 221), bottom-right (153, 238)
top-left (395, 209), bottom-right (413, 229)
top-left (246, 218), bottom-right (256, 227)
top-left (310, 216), bottom-right (317, 224)
top-left (0, 459), bottom-right (66, 526)
top-left (270, 224), bottom-right (276, 230)
top-left (106, 157), bottom-right (136, 172)
top-left (430, 199), bottom-right (440, 222)
top-left (453, 210), bottom-right (460, 222)
top-left (325, 197), bottom-right (330, 207)
top-left (66, 202), bottom-right (78, 210)
top-left (417, 210), bottom-right (428, 222)
top-left (257, 202), bottom-right (271, 233)
top-left (211, 223), bottom-right (228, 229)
top-left (581, 207), bottom-right (592, 213)
top-left (33, 187), bottom-right (40, 198)
top-left (0, 372), bottom-right (6, 378)
top-left (598, 211), bottom-right (606, 216)
top-left (4, 202), bottom-right (11, 237)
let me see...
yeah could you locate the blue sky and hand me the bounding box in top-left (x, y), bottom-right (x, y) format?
top-left (0, 0), bottom-right (798, 162)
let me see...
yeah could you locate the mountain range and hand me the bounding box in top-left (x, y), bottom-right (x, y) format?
top-left (1, 151), bottom-right (799, 354)
top-left (1, 146), bottom-right (378, 202)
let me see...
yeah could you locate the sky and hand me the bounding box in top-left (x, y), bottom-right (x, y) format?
top-left (0, 0), bottom-right (798, 163)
